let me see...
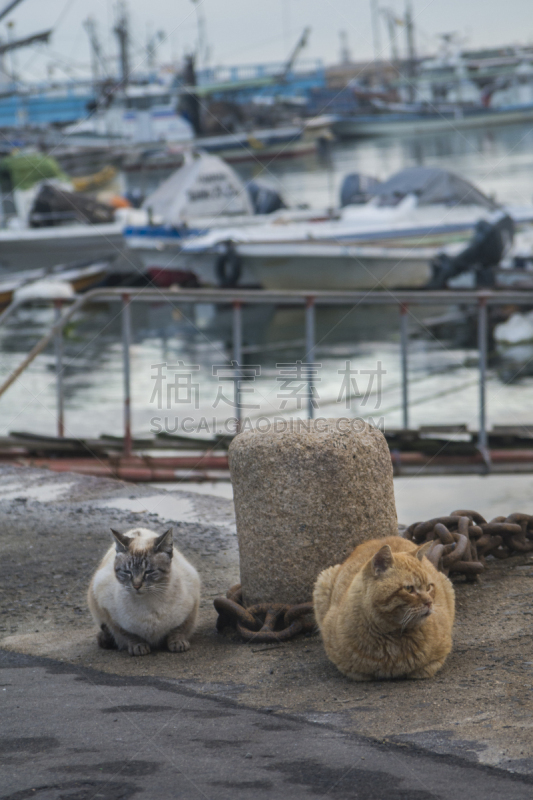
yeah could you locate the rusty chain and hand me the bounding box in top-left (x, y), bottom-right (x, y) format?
top-left (214, 584), bottom-right (315, 643)
top-left (216, 510), bottom-right (533, 643)
top-left (404, 510), bottom-right (533, 580)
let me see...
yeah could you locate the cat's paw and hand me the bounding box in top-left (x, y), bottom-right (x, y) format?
top-left (167, 637), bottom-right (190, 653)
top-left (409, 661), bottom-right (443, 679)
top-left (129, 642), bottom-right (151, 656)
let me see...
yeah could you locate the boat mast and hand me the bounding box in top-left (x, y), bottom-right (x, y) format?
top-left (0, 0), bottom-right (25, 23)
top-left (339, 30), bottom-right (351, 65)
top-left (404, 0), bottom-right (417, 101)
top-left (0, 0), bottom-right (51, 90)
top-left (114, 1), bottom-right (130, 89)
top-left (83, 17), bottom-right (107, 91)
top-left (380, 8), bottom-right (400, 64)
top-left (279, 26), bottom-right (310, 81)
top-left (146, 29), bottom-right (164, 72)
top-left (370, 0), bottom-right (383, 85)
top-left (0, 0), bottom-right (24, 85)
top-left (191, 0), bottom-right (208, 70)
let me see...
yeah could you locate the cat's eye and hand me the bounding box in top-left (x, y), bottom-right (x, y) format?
top-left (404, 585), bottom-right (415, 593)
top-left (427, 583), bottom-right (434, 591)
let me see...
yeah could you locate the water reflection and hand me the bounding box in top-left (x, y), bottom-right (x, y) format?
top-left (496, 343), bottom-right (533, 383)
top-left (2, 297), bottom-right (531, 439)
top-left (2, 123), bottom-right (533, 436)
top-left (227, 122), bottom-right (533, 210)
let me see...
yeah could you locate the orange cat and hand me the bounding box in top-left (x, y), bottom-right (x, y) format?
top-left (313, 536), bottom-right (455, 680)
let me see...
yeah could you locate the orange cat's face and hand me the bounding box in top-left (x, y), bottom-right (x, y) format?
top-left (363, 544), bottom-right (436, 632)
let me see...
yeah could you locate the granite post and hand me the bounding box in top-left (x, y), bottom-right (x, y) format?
top-left (228, 418), bottom-right (397, 605)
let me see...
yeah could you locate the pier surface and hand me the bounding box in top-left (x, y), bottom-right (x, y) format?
top-left (2, 465), bottom-right (533, 795)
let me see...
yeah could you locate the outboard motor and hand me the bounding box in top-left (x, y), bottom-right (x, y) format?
top-left (427, 213), bottom-right (514, 289)
top-left (247, 180), bottom-right (286, 215)
top-left (340, 173), bottom-right (381, 207)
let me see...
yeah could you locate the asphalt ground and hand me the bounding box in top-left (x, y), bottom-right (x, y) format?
top-left (2, 465), bottom-right (533, 798)
top-left (3, 648), bottom-right (533, 800)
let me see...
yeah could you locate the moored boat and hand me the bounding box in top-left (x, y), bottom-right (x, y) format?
top-left (0, 260), bottom-right (110, 308)
top-left (175, 167), bottom-right (533, 290)
top-left (332, 102), bottom-right (533, 139)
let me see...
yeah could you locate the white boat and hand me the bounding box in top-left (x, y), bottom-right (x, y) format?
top-left (176, 167), bottom-right (533, 290)
top-left (124, 151), bottom-right (333, 286)
top-left (0, 221), bottom-right (132, 273)
top-left (0, 152), bottom-right (146, 274)
top-left (64, 84), bottom-right (194, 145)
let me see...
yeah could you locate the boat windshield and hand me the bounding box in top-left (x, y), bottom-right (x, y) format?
top-left (125, 94), bottom-right (172, 110)
top-left (374, 166), bottom-right (497, 209)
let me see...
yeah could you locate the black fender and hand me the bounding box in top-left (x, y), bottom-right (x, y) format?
top-left (215, 241), bottom-right (242, 288)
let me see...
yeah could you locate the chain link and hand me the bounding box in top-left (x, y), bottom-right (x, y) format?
top-left (214, 584), bottom-right (315, 643)
top-left (216, 511), bottom-right (533, 640)
top-left (404, 510), bottom-right (533, 580)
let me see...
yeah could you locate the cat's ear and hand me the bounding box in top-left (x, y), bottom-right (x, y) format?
top-left (111, 529), bottom-right (131, 553)
top-left (415, 540), bottom-right (435, 561)
top-left (154, 528), bottom-right (173, 556)
top-left (372, 545), bottom-right (393, 576)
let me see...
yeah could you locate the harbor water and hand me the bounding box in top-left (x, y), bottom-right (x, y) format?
top-left (2, 122), bottom-right (533, 441)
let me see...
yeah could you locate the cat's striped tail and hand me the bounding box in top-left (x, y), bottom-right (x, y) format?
top-left (313, 564), bottom-right (341, 628)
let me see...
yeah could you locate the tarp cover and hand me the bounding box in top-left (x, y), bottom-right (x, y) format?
top-left (30, 184), bottom-right (115, 227)
top-left (374, 167), bottom-right (497, 209)
top-left (143, 153), bottom-right (253, 225)
top-left (0, 154), bottom-right (66, 190)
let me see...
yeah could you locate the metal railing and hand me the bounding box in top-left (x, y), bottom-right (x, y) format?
top-left (1, 287), bottom-right (532, 461)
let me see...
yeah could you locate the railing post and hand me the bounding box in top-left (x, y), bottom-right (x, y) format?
top-left (400, 303), bottom-right (409, 430)
top-left (232, 300), bottom-right (242, 433)
top-left (478, 296), bottom-right (489, 458)
top-left (306, 296), bottom-right (316, 420)
top-left (122, 293), bottom-right (132, 458)
top-left (54, 299), bottom-right (64, 438)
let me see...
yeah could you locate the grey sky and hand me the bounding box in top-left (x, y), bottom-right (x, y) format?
top-left (6, 0), bottom-right (533, 83)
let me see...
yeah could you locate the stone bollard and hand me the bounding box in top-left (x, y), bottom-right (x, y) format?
top-left (228, 418), bottom-right (397, 606)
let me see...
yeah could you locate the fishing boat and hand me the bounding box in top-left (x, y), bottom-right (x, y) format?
top-left (65, 115), bottom-right (328, 168)
top-left (0, 152), bottom-right (145, 274)
top-left (331, 102), bottom-right (533, 139)
top-left (63, 84), bottom-right (195, 146)
top-left (175, 167), bottom-right (533, 291)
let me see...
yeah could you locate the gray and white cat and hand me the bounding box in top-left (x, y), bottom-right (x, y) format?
top-left (88, 527), bottom-right (200, 656)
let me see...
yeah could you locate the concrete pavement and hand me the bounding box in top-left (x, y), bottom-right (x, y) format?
top-left (3, 648), bottom-right (533, 800)
top-left (3, 465), bottom-right (533, 797)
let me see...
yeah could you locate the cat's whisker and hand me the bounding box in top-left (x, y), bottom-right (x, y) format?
top-left (400, 608), bottom-right (417, 633)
